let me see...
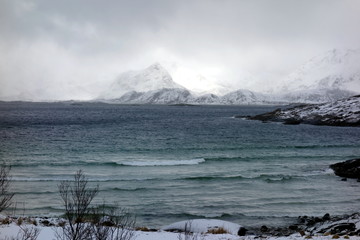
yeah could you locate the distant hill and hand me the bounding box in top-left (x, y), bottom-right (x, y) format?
top-left (247, 95), bottom-right (360, 127)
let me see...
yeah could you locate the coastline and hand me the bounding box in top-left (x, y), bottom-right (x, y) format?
top-left (1, 212), bottom-right (360, 240)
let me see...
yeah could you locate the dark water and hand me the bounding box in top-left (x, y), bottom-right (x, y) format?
top-left (0, 102), bottom-right (360, 228)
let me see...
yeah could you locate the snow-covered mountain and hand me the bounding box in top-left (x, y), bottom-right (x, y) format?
top-left (106, 88), bottom-right (277, 105)
top-left (100, 63), bottom-right (277, 105)
top-left (111, 88), bottom-right (193, 104)
top-left (99, 63), bottom-right (185, 99)
top-left (281, 49), bottom-right (360, 93)
top-left (192, 93), bottom-right (220, 105)
top-left (100, 49), bottom-right (360, 105)
top-left (219, 89), bottom-right (273, 105)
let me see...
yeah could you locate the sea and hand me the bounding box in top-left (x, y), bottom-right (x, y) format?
top-left (1, 101), bottom-right (360, 228)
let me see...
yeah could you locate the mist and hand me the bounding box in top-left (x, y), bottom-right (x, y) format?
top-left (1, 0), bottom-right (360, 100)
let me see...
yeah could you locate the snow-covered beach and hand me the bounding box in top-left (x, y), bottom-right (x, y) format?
top-left (2, 214), bottom-right (360, 240)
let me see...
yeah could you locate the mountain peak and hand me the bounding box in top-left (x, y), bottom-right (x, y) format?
top-left (147, 62), bottom-right (163, 71)
top-left (99, 63), bottom-right (185, 99)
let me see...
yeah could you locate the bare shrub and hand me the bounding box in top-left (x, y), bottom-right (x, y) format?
top-left (3, 225), bottom-right (41, 240)
top-left (17, 226), bottom-right (41, 240)
top-left (91, 204), bottom-right (136, 240)
top-left (56, 170), bottom-right (99, 240)
top-left (55, 170), bottom-right (136, 240)
top-left (177, 221), bottom-right (204, 240)
top-left (0, 164), bottom-right (14, 212)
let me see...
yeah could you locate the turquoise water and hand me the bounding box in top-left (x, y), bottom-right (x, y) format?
top-left (1, 102), bottom-right (360, 228)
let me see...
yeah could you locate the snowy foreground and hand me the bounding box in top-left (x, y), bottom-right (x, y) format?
top-left (1, 217), bottom-right (359, 240)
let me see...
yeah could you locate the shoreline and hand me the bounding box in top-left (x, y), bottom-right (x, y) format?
top-left (1, 212), bottom-right (360, 239)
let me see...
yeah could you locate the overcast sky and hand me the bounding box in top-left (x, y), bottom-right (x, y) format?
top-left (1, 0), bottom-right (360, 100)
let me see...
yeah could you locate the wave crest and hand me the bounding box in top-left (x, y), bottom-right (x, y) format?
top-left (119, 158), bottom-right (205, 167)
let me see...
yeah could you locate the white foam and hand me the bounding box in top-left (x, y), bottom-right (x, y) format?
top-left (121, 158), bottom-right (205, 166)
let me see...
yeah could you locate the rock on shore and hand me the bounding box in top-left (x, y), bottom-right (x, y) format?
top-left (330, 159), bottom-right (360, 179)
top-left (245, 95), bottom-right (360, 127)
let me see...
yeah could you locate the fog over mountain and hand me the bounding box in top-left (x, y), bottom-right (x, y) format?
top-left (99, 63), bottom-right (185, 100)
top-left (99, 48), bottom-right (359, 105)
top-left (279, 49), bottom-right (360, 93)
top-left (1, 1), bottom-right (360, 101)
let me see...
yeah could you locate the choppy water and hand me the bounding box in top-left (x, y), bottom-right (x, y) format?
top-left (1, 102), bottom-right (360, 228)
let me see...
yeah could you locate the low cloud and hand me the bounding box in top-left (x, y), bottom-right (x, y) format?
top-left (1, 0), bottom-right (360, 100)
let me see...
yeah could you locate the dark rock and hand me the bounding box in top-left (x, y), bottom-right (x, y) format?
top-left (283, 119), bottom-right (302, 125)
top-left (315, 222), bottom-right (356, 235)
top-left (323, 213), bottom-right (331, 221)
top-left (298, 216), bottom-right (308, 224)
top-left (247, 108), bottom-right (282, 122)
top-left (330, 159), bottom-right (360, 179)
top-left (41, 220), bottom-right (50, 226)
top-left (289, 225), bottom-right (299, 230)
top-left (349, 231), bottom-right (357, 236)
top-left (102, 221), bottom-right (115, 227)
top-left (298, 218), bottom-right (306, 224)
top-left (260, 225), bottom-right (269, 232)
top-left (341, 178), bottom-right (348, 181)
top-left (330, 223), bottom-right (356, 234)
top-left (306, 219), bottom-right (315, 226)
top-left (238, 227), bottom-right (247, 236)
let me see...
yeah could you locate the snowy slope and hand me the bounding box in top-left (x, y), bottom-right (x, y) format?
top-left (109, 88), bottom-right (280, 105)
top-left (112, 88), bottom-right (193, 104)
top-left (249, 95), bottom-right (360, 126)
top-left (100, 63), bottom-right (185, 99)
top-left (278, 88), bottom-right (357, 104)
top-left (192, 93), bottom-right (220, 104)
top-left (219, 89), bottom-right (278, 105)
top-left (281, 49), bottom-right (360, 93)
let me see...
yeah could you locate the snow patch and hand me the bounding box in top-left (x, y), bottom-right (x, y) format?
top-left (161, 219), bottom-right (242, 235)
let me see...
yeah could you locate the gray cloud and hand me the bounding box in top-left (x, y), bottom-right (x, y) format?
top-left (1, 0), bottom-right (360, 100)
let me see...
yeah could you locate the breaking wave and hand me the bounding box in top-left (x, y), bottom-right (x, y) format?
top-left (119, 158), bottom-right (205, 166)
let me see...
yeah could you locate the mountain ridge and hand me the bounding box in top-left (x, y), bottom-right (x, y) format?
top-left (99, 48), bottom-right (360, 105)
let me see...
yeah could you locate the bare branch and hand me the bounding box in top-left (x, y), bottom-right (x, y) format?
top-left (0, 164), bottom-right (14, 212)
top-left (57, 170), bottom-right (99, 240)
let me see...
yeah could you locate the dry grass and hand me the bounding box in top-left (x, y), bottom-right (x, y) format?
top-left (30, 219), bottom-right (38, 226)
top-left (136, 227), bottom-right (150, 232)
top-left (17, 217), bottom-right (23, 226)
top-left (1, 217), bottom-right (12, 225)
top-left (206, 227), bottom-right (229, 234)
